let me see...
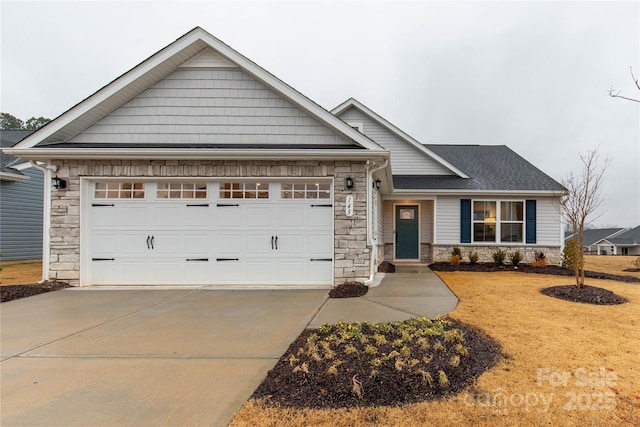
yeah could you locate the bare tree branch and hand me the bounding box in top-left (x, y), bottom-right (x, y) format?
top-left (609, 66), bottom-right (640, 103)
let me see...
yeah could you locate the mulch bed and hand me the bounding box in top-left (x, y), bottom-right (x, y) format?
top-left (429, 262), bottom-right (640, 283)
top-left (252, 319), bottom-right (502, 408)
top-left (329, 282), bottom-right (368, 298)
top-left (541, 285), bottom-right (628, 305)
top-left (1, 281), bottom-right (71, 303)
top-left (623, 268), bottom-right (640, 273)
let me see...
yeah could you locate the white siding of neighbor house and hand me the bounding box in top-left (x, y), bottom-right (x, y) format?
top-left (337, 108), bottom-right (454, 175)
top-left (68, 66), bottom-right (352, 146)
top-left (434, 195), bottom-right (561, 245)
top-left (382, 200), bottom-right (433, 244)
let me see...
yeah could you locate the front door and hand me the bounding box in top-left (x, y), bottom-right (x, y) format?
top-left (395, 205), bottom-right (419, 259)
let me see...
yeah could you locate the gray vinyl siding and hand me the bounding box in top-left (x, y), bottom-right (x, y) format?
top-left (375, 190), bottom-right (383, 242)
top-left (337, 108), bottom-right (453, 175)
top-left (382, 200), bottom-right (434, 244)
top-left (435, 195), bottom-right (561, 245)
top-left (68, 68), bottom-right (352, 146)
top-left (0, 167), bottom-right (44, 260)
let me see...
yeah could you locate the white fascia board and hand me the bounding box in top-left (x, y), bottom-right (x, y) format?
top-left (331, 98), bottom-right (470, 178)
top-left (387, 189), bottom-right (560, 199)
top-left (0, 171), bottom-right (29, 181)
top-left (5, 148), bottom-right (390, 162)
top-left (16, 28), bottom-right (385, 154)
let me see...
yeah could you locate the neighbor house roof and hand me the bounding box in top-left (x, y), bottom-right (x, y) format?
top-left (1, 130), bottom-right (35, 180)
top-left (565, 227), bottom-right (628, 246)
top-left (8, 27), bottom-right (387, 161)
top-left (603, 226), bottom-right (640, 246)
top-left (393, 145), bottom-right (565, 193)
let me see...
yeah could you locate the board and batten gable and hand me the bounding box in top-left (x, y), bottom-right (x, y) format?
top-left (337, 107), bottom-right (453, 175)
top-left (434, 195), bottom-right (561, 245)
top-left (67, 48), bottom-right (354, 146)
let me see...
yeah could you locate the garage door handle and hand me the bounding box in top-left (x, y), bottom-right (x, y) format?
top-left (150, 235), bottom-right (154, 250)
top-left (271, 235), bottom-right (274, 250)
top-left (146, 235), bottom-right (151, 249)
top-left (275, 235), bottom-right (278, 250)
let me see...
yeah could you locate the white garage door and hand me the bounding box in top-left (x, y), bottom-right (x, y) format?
top-left (89, 180), bottom-right (333, 286)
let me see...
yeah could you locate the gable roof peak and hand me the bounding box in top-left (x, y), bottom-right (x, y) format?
top-left (332, 98), bottom-right (469, 178)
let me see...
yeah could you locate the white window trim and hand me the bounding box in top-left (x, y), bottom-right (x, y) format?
top-left (472, 199), bottom-right (525, 244)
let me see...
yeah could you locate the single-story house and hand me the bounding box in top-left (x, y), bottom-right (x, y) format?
top-left (0, 130), bottom-right (43, 261)
top-left (6, 27), bottom-right (565, 287)
top-left (593, 226), bottom-right (640, 256)
top-left (564, 227), bottom-right (628, 254)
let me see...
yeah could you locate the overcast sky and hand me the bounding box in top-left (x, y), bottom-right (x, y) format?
top-left (2, 1), bottom-right (638, 227)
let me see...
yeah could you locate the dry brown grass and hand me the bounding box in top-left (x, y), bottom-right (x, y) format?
top-left (0, 260), bottom-right (42, 285)
top-left (585, 255), bottom-right (640, 279)
top-left (231, 272), bottom-right (640, 427)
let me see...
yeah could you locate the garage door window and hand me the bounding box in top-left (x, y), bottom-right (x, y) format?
top-left (220, 182), bottom-right (269, 199)
top-left (94, 182), bottom-right (145, 199)
top-left (281, 182), bottom-right (331, 199)
top-left (157, 182), bottom-right (207, 199)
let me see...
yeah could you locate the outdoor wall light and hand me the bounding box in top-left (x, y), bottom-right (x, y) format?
top-left (375, 179), bottom-right (381, 190)
top-left (52, 176), bottom-right (67, 190)
top-left (345, 176), bottom-right (354, 189)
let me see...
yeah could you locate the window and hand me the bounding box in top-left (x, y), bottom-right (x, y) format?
top-left (281, 182), bottom-right (331, 199)
top-left (220, 182), bottom-right (269, 199)
top-left (94, 182), bottom-right (145, 199)
top-left (500, 201), bottom-right (523, 242)
top-left (473, 201), bottom-right (496, 242)
top-left (157, 182), bottom-right (207, 199)
top-left (472, 200), bottom-right (524, 243)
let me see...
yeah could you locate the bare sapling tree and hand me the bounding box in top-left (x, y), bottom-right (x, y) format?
top-left (608, 66), bottom-right (640, 103)
top-left (559, 149), bottom-right (609, 288)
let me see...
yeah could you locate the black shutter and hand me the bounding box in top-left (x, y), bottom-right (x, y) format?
top-left (460, 199), bottom-right (471, 243)
top-left (526, 200), bottom-right (537, 244)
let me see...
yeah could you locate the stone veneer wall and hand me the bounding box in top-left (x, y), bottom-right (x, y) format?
top-left (383, 243), bottom-right (432, 263)
top-left (431, 244), bottom-right (562, 265)
top-left (48, 159), bottom-right (370, 286)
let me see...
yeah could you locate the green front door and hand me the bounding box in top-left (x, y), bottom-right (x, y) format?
top-left (395, 205), bottom-right (419, 259)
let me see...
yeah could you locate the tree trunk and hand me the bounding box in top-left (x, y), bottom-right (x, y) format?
top-left (573, 224), bottom-right (580, 287)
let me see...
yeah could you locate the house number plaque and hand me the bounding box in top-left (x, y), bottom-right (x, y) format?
top-left (345, 195), bottom-right (354, 217)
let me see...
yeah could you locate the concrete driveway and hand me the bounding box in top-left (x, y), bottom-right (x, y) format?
top-left (0, 288), bottom-right (327, 427)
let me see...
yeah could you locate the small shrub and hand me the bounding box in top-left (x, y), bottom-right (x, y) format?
top-left (468, 251), bottom-right (479, 264)
top-left (562, 240), bottom-right (583, 270)
top-left (451, 246), bottom-right (462, 257)
top-left (510, 250), bottom-right (523, 266)
top-left (492, 249), bottom-right (507, 266)
top-left (531, 250), bottom-right (547, 268)
top-left (438, 370), bottom-right (449, 387)
top-left (450, 254), bottom-right (461, 266)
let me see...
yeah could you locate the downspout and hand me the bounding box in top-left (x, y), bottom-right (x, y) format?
top-left (30, 161), bottom-right (54, 283)
top-left (365, 159), bottom-right (389, 285)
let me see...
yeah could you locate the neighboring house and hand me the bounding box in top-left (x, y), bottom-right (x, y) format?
top-left (6, 27), bottom-right (565, 287)
top-left (0, 130), bottom-right (43, 261)
top-left (564, 228), bottom-right (628, 254)
top-left (593, 226), bottom-right (640, 256)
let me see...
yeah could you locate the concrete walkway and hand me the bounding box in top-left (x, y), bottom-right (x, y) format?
top-left (0, 266), bottom-right (457, 427)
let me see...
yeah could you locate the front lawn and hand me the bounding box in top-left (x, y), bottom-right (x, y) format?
top-left (231, 271), bottom-right (639, 426)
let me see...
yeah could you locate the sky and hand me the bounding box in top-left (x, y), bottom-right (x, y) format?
top-left (1, 0), bottom-right (639, 228)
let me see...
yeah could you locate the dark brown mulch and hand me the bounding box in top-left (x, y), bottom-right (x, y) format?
top-left (1, 281), bottom-right (71, 303)
top-left (623, 268), bottom-right (640, 273)
top-left (328, 282), bottom-right (368, 298)
top-left (252, 319), bottom-right (502, 408)
top-left (429, 262), bottom-right (640, 283)
top-left (378, 261), bottom-right (396, 273)
top-left (541, 285), bottom-right (628, 305)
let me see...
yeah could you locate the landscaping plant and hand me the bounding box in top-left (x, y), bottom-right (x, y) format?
top-left (467, 251), bottom-right (479, 265)
top-left (561, 239), bottom-right (583, 271)
top-left (509, 250), bottom-right (523, 267)
top-left (491, 249), bottom-right (507, 266)
top-left (531, 250), bottom-right (547, 268)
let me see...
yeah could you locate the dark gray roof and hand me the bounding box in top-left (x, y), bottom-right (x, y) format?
top-left (565, 227), bottom-right (627, 246)
top-left (393, 145), bottom-right (565, 192)
top-left (607, 226), bottom-right (640, 245)
top-left (1, 130), bottom-right (35, 176)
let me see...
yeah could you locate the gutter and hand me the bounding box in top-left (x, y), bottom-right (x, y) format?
top-left (30, 161), bottom-right (54, 283)
top-left (364, 159), bottom-right (389, 286)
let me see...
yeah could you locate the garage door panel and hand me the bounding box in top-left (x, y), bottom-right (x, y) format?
top-left (216, 205), bottom-right (244, 227)
top-left (154, 206), bottom-right (182, 228)
top-left (244, 233), bottom-right (275, 256)
top-left (275, 205), bottom-right (306, 228)
top-left (246, 206), bottom-right (272, 227)
top-left (183, 205), bottom-right (211, 228)
top-left (307, 206), bottom-right (333, 228)
top-left (306, 232), bottom-right (334, 255)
